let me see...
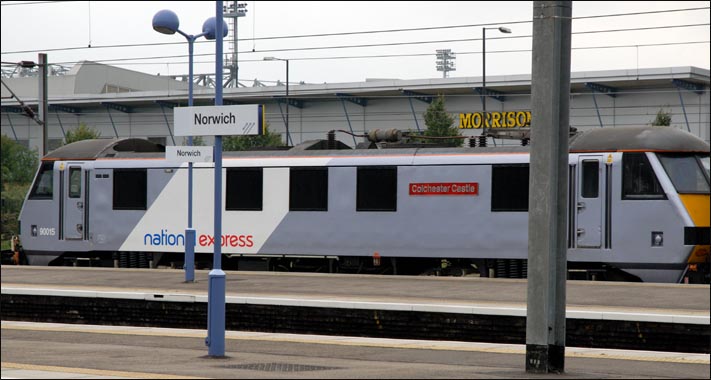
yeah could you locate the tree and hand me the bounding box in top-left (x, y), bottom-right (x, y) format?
top-left (182, 136), bottom-right (205, 146)
top-left (223, 123), bottom-right (285, 151)
top-left (1, 135), bottom-right (38, 185)
top-left (65, 122), bottom-right (101, 144)
top-left (420, 95), bottom-right (462, 147)
top-left (651, 109), bottom-right (672, 127)
top-left (1, 135), bottom-right (39, 242)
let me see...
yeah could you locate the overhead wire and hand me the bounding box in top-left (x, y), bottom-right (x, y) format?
top-left (1, 3), bottom-right (708, 137)
top-left (1, 5), bottom-right (707, 86)
top-left (1, 6), bottom-right (708, 55)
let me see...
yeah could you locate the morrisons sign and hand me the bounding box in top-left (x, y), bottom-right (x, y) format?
top-left (459, 111), bottom-right (531, 129)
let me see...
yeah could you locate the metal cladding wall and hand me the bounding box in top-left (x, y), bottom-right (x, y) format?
top-left (2, 67), bottom-right (709, 155)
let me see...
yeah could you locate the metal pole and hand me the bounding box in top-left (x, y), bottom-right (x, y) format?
top-left (525, 0), bottom-right (572, 374)
top-left (207, 0), bottom-right (226, 358)
top-left (185, 36), bottom-right (196, 283)
top-left (482, 28), bottom-right (487, 142)
top-left (286, 59), bottom-right (291, 146)
top-left (676, 88), bottom-right (692, 132)
top-left (232, 0), bottom-right (238, 87)
top-left (407, 96), bottom-right (422, 132)
top-left (591, 90), bottom-right (603, 128)
top-left (38, 53), bottom-right (48, 156)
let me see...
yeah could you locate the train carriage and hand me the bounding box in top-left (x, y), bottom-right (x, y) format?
top-left (18, 126), bottom-right (710, 283)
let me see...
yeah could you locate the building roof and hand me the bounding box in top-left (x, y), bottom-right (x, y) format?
top-left (2, 63), bottom-right (708, 110)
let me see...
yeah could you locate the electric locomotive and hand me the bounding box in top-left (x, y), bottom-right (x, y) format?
top-left (17, 126), bottom-right (710, 283)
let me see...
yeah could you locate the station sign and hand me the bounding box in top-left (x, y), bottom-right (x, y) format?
top-left (165, 146), bottom-right (214, 163)
top-left (174, 104), bottom-right (264, 136)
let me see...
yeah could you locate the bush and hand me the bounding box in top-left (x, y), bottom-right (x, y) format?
top-left (1, 135), bottom-right (38, 241)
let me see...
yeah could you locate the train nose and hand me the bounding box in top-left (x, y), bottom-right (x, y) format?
top-left (679, 194), bottom-right (710, 264)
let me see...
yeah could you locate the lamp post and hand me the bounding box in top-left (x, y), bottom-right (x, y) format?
top-left (263, 57), bottom-right (292, 146)
top-left (152, 9), bottom-right (225, 282)
top-left (481, 26), bottom-right (511, 147)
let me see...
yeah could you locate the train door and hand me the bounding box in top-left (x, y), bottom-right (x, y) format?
top-left (576, 156), bottom-right (604, 248)
top-left (61, 163), bottom-right (89, 240)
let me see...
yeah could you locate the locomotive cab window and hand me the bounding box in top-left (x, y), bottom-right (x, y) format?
top-left (622, 153), bottom-right (665, 200)
top-left (657, 153), bottom-right (710, 194)
top-left (29, 162), bottom-right (54, 199)
top-left (226, 168), bottom-right (263, 211)
top-left (357, 166), bottom-right (397, 212)
top-left (290, 167), bottom-right (328, 211)
top-left (113, 169), bottom-right (147, 210)
top-left (491, 164), bottom-right (529, 211)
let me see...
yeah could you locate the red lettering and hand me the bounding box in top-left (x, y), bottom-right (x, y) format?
top-left (198, 233), bottom-right (254, 248)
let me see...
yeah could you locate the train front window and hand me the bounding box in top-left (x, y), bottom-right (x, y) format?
top-left (657, 153), bottom-right (710, 194)
top-left (622, 153), bottom-right (665, 200)
top-left (699, 155), bottom-right (710, 181)
top-left (29, 162), bottom-right (54, 199)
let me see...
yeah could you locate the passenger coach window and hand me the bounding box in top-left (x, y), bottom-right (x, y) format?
top-left (491, 165), bottom-right (529, 212)
top-left (113, 169), bottom-right (147, 210)
top-left (357, 166), bottom-right (397, 212)
top-left (290, 167), bottom-right (328, 211)
top-left (581, 160), bottom-right (599, 198)
top-left (226, 168), bottom-right (263, 210)
top-left (622, 153), bottom-right (665, 200)
top-left (29, 162), bottom-right (54, 199)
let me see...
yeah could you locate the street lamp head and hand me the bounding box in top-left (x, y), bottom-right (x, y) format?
top-left (202, 17), bottom-right (229, 40)
top-left (152, 9), bottom-right (180, 35)
top-left (263, 57), bottom-right (276, 61)
top-left (498, 27), bottom-right (512, 34)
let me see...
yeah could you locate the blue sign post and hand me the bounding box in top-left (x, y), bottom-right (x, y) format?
top-left (170, 3), bottom-right (261, 357)
top-left (207, 0), bottom-right (227, 358)
top-left (152, 9), bottom-right (223, 283)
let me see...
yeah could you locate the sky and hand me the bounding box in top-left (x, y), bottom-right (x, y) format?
top-left (1, 1), bottom-right (709, 86)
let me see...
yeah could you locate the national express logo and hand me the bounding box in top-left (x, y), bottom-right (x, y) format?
top-left (144, 230), bottom-right (254, 248)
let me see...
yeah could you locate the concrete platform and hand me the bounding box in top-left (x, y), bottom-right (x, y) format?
top-left (2, 321), bottom-right (709, 379)
top-left (1, 266), bottom-right (709, 319)
top-left (2, 266), bottom-right (709, 356)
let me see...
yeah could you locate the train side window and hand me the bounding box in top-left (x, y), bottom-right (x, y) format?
top-left (622, 153), bottom-right (665, 200)
top-left (357, 166), bottom-right (397, 212)
top-left (290, 167), bottom-right (328, 211)
top-left (581, 160), bottom-right (599, 198)
top-left (29, 162), bottom-right (54, 200)
top-left (113, 169), bottom-right (147, 210)
top-left (491, 164), bottom-right (529, 212)
top-left (68, 167), bottom-right (82, 198)
top-left (226, 168), bottom-right (263, 211)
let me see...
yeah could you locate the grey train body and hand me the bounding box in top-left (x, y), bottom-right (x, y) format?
top-left (18, 127), bottom-right (711, 283)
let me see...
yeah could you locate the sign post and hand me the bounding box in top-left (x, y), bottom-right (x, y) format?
top-left (173, 103), bottom-right (263, 357)
top-left (165, 145), bottom-right (215, 282)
